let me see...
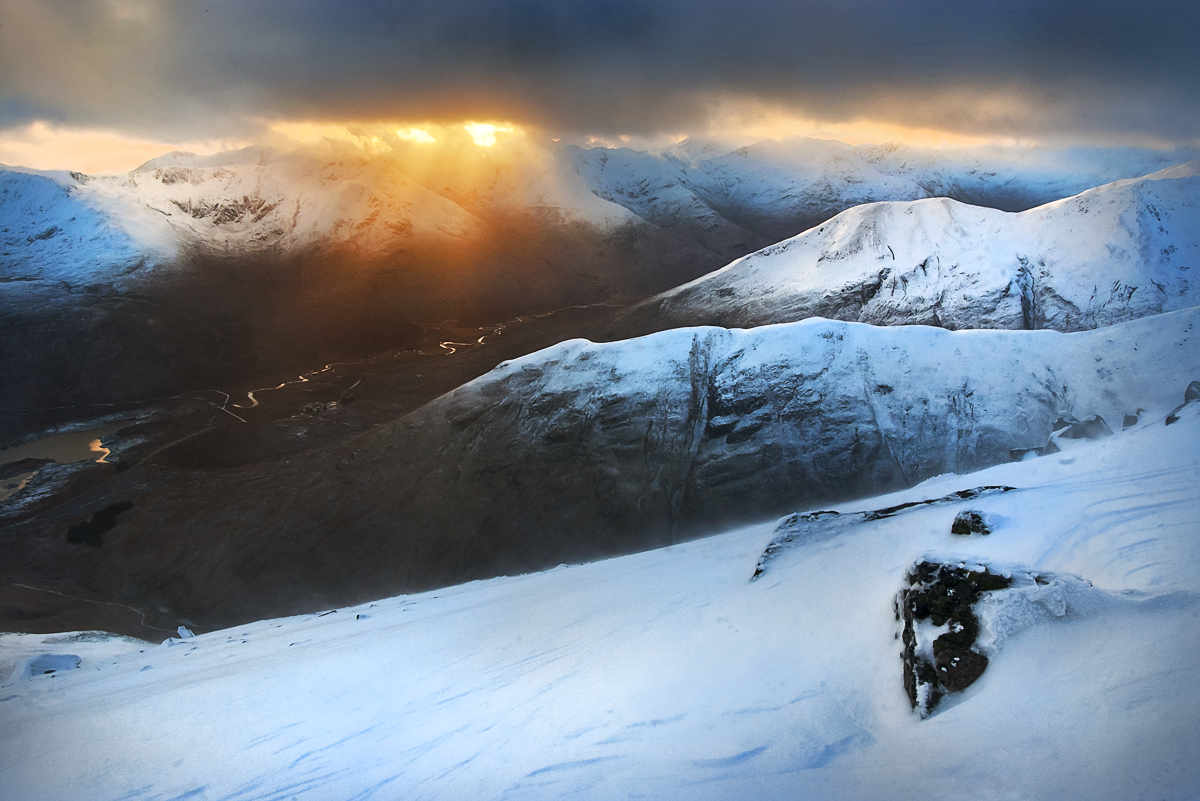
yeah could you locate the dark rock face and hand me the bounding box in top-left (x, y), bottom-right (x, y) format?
top-left (1166, 380), bottom-right (1200, 425)
top-left (1059, 415), bottom-right (1114, 440)
top-left (935, 648), bottom-right (990, 693)
top-left (951, 510), bottom-right (991, 535)
top-left (1123, 413), bottom-right (1140, 429)
top-left (898, 561), bottom-right (1012, 717)
top-left (1052, 414), bottom-right (1080, 432)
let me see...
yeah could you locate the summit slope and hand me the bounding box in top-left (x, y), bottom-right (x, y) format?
top-left (618, 161), bottom-right (1200, 335)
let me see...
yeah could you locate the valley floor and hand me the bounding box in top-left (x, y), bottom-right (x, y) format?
top-left (1, 406), bottom-right (1198, 800)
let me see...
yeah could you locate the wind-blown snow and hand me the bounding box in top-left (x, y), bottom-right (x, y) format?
top-left (2, 404), bottom-right (1198, 800)
top-left (624, 161), bottom-right (1200, 332)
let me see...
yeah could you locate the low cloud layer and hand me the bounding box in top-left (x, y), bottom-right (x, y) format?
top-left (0, 0), bottom-right (1196, 146)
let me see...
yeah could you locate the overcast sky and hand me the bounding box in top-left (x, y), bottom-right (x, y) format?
top-left (1, 0), bottom-right (1197, 166)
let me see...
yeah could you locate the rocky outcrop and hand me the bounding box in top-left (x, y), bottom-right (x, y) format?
top-left (1166, 380), bottom-right (1200, 425)
top-left (752, 486), bottom-right (1015, 579)
top-left (898, 561), bottom-right (1012, 716)
top-left (1058, 415), bottom-right (1115, 440)
top-left (951, 511), bottom-right (992, 536)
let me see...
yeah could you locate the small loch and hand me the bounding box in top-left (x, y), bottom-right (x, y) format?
top-left (0, 421), bottom-right (128, 502)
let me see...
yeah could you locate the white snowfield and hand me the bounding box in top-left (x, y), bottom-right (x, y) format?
top-left (1, 401), bottom-right (1198, 799)
top-left (633, 161), bottom-right (1200, 332)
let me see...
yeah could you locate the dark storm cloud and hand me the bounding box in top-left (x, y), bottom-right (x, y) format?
top-left (0, 0), bottom-right (1196, 143)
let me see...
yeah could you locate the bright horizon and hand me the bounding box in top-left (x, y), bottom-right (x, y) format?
top-left (0, 115), bottom-right (1099, 176)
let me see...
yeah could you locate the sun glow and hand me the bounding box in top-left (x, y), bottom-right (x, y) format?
top-left (396, 127), bottom-right (437, 144)
top-left (269, 121), bottom-right (394, 154)
top-left (463, 123), bottom-right (515, 147)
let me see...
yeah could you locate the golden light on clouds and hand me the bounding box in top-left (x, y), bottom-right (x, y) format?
top-left (0, 109), bottom-right (1039, 180)
top-left (268, 121), bottom-right (394, 154)
top-left (0, 121), bottom-right (246, 174)
top-left (463, 123), bottom-right (516, 147)
top-left (697, 98), bottom-right (1032, 150)
top-left (396, 127), bottom-right (437, 144)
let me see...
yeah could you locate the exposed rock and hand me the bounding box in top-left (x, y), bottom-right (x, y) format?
top-left (1059, 415), bottom-right (1114, 440)
top-left (1052, 414), bottom-right (1080, 432)
top-left (951, 510), bottom-right (991, 536)
top-left (864, 487), bottom-right (1016, 521)
top-left (1123, 412), bottom-right (1140, 429)
top-left (898, 561), bottom-right (1012, 717)
top-left (934, 647), bottom-right (990, 693)
top-left (1166, 380), bottom-right (1200, 425)
top-left (753, 487), bottom-right (1015, 579)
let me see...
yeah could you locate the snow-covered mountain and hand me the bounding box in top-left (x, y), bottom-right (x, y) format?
top-left (3, 398), bottom-right (1198, 800)
top-left (617, 161), bottom-right (1200, 335)
top-left (25, 307), bottom-right (1197, 629)
top-left (0, 142), bottom-right (708, 418)
top-left (1, 142), bottom-right (644, 283)
top-left (569, 137), bottom-right (1199, 245)
top-left (6, 137), bottom-right (1191, 289)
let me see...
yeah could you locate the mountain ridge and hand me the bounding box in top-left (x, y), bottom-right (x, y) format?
top-left (614, 160), bottom-right (1200, 336)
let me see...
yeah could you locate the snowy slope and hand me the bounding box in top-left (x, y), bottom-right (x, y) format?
top-left (2, 404), bottom-right (1198, 800)
top-left (620, 161), bottom-right (1200, 333)
top-left (59, 308), bottom-right (1200, 628)
top-left (1, 147), bottom-right (484, 280)
top-left (571, 137), bottom-right (1199, 245)
top-left (0, 143), bottom-right (647, 286)
top-left (0, 166), bottom-right (158, 283)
